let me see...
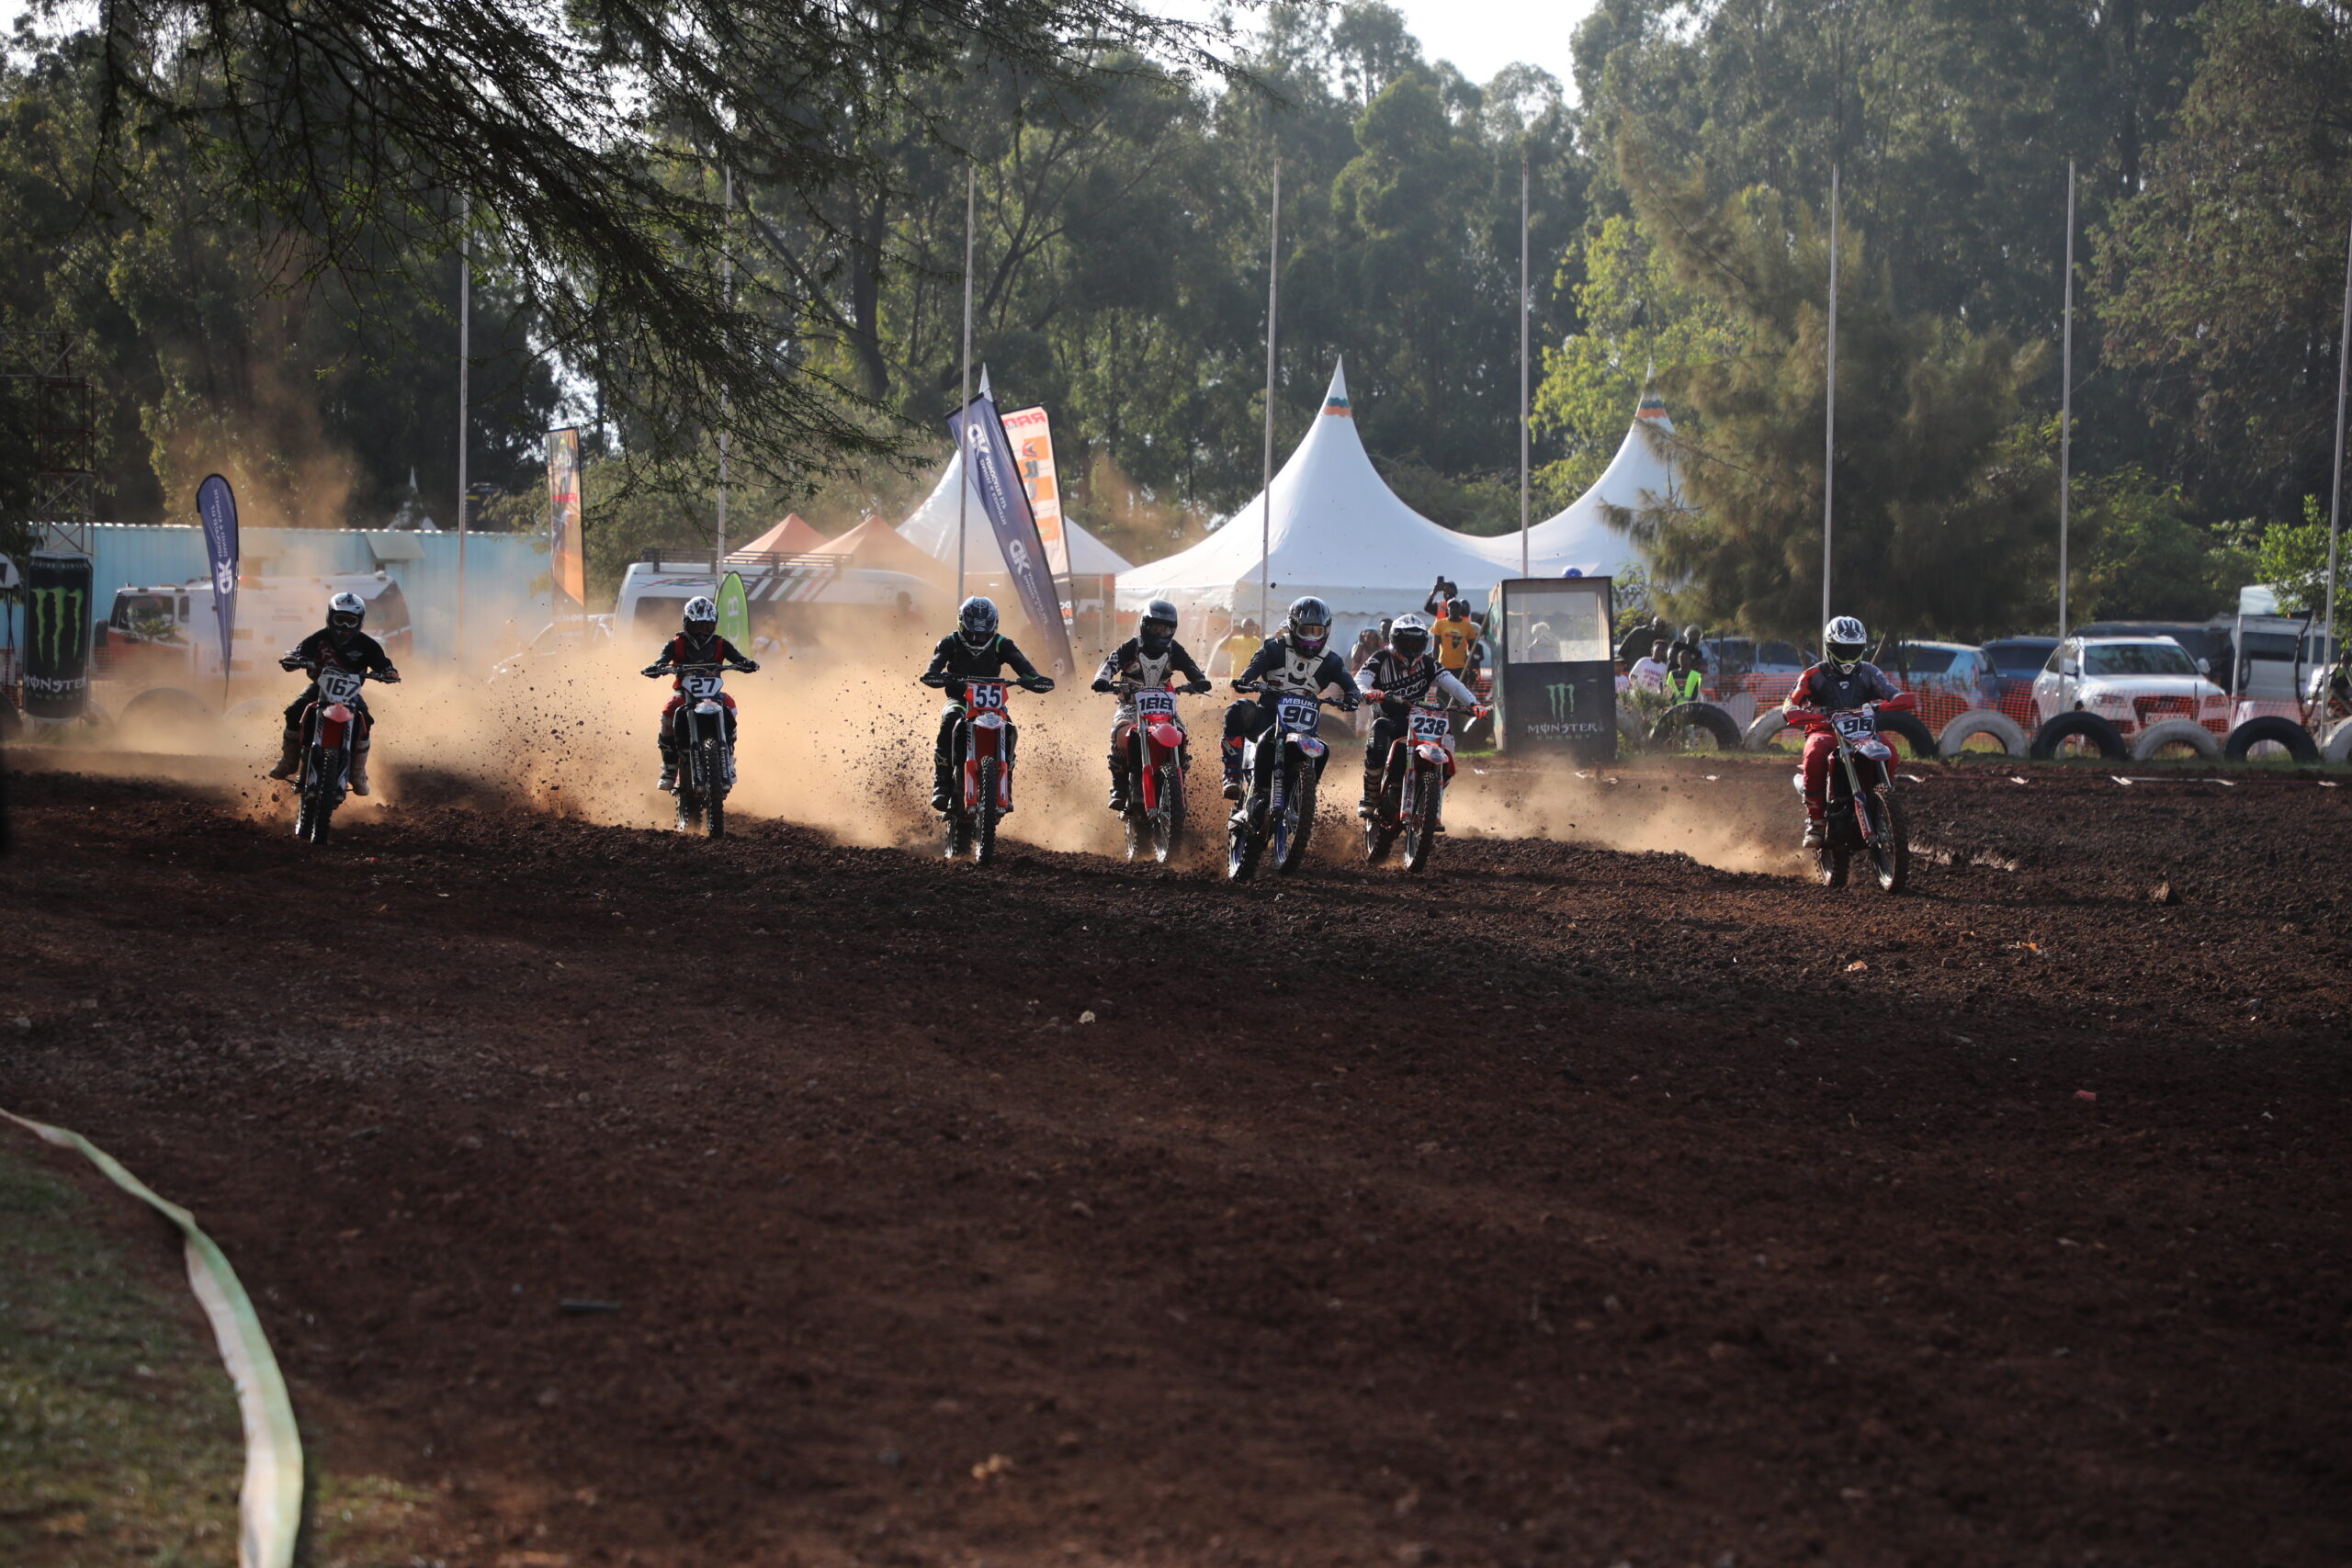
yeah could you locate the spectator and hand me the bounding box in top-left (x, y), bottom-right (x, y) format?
top-left (1433, 598), bottom-right (1476, 676)
top-left (1668, 624), bottom-right (1708, 674)
top-left (1663, 647), bottom-right (1703, 705)
top-left (1618, 613), bottom-right (1668, 669)
top-left (1423, 576), bottom-right (1460, 621)
top-left (1213, 615), bottom-right (1261, 677)
top-left (1629, 637), bottom-right (1670, 693)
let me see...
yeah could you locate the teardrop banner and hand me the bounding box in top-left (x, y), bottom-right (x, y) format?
top-left (717, 570), bottom-right (750, 648)
top-left (197, 473), bottom-right (239, 693)
top-left (547, 427), bottom-right (585, 608)
top-left (947, 393), bottom-right (1076, 676)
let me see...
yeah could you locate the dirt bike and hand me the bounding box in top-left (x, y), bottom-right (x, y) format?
top-left (643, 660), bottom-right (752, 838)
top-left (1363, 698), bottom-right (1480, 872)
top-left (1110, 678), bottom-right (1210, 864)
top-left (1788, 694), bottom-right (1915, 893)
top-left (286, 660), bottom-right (395, 846)
top-left (925, 671), bottom-right (1054, 866)
top-left (1227, 683), bottom-right (1351, 883)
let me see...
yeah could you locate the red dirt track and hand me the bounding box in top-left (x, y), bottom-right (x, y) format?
top-left (3, 757), bottom-right (2349, 1566)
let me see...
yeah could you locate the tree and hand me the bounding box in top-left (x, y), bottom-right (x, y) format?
top-left (1619, 160), bottom-right (2060, 642)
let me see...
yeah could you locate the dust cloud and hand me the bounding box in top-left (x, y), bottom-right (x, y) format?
top-left (1444, 756), bottom-right (1806, 877)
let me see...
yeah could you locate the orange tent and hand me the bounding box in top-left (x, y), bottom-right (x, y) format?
top-left (810, 515), bottom-right (951, 581)
top-left (737, 513), bottom-right (828, 556)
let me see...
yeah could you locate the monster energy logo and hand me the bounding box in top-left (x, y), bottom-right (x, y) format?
top-left (30, 585), bottom-right (87, 665)
top-left (1545, 682), bottom-right (1577, 723)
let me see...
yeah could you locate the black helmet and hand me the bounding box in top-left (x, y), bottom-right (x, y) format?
top-left (1447, 597), bottom-right (1470, 619)
top-left (1390, 613), bottom-right (1430, 660)
top-left (958, 595), bottom-right (1000, 649)
top-left (1285, 595), bottom-right (1331, 656)
top-left (326, 591), bottom-right (366, 640)
top-left (1139, 598), bottom-right (1179, 655)
top-left (683, 594), bottom-right (718, 637)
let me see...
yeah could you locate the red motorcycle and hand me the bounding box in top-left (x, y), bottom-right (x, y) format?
top-left (285, 659), bottom-right (396, 846)
top-left (923, 671), bottom-right (1053, 865)
top-left (1786, 692), bottom-right (1916, 892)
top-left (1111, 678), bottom-right (1208, 863)
top-left (1363, 699), bottom-right (1479, 872)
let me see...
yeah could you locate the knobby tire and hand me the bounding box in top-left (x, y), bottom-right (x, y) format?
top-left (1403, 764), bottom-right (1440, 873)
top-left (975, 758), bottom-right (1000, 866)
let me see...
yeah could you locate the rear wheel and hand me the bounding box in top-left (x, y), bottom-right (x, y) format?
top-left (1402, 763), bottom-right (1441, 872)
top-left (1815, 843), bottom-right (1849, 887)
top-left (1152, 763), bottom-right (1185, 864)
top-left (1227, 806), bottom-right (1261, 882)
top-left (974, 757), bottom-right (1000, 865)
top-left (1865, 787), bottom-right (1909, 894)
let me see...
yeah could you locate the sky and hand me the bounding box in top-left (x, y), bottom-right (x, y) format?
top-left (1159, 0), bottom-right (1600, 96)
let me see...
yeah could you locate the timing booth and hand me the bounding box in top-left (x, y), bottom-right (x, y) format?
top-left (1489, 576), bottom-right (1617, 763)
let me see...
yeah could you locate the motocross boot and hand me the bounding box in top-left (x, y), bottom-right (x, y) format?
top-left (1358, 768), bottom-right (1383, 819)
top-left (932, 761), bottom-right (955, 814)
top-left (1107, 752), bottom-right (1131, 814)
top-left (1221, 739), bottom-right (1244, 800)
top-left (266, 725), bottom-right (301, 781)
top-left (656, 743), bottom-right (677, 793)
top-left (1802, 813), bottom-right (1826, 850)
top-left (349, 737), bottom-right (373, 796)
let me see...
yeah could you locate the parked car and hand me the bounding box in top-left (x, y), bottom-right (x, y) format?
top-left (1884, 640), bottom-right (1998, 733)
top-left (1982, 637), bottom-right (2059, 728)
top-left (2031, 636), bottom-right (2230, 737)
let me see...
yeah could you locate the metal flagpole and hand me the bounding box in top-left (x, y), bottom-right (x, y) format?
top-left (1821, 163), bottom-right (1838, 634)
top-left (1520, 150), bottom-right (1531, 580)
top-left (2324, 203), bottom-right (2351, 673)
top-left (957, 163), bottom-right (975, 604)
top-left (456, 192), bottom-right (470, 666)
top-left (715, 165), bottom-right (732, 577)
top-left (2060, 159), bottom-right (2076, 650)
top-left (1259, 157), bottom-right (1280, 634)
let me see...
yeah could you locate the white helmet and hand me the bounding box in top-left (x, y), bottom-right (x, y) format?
top-left (1389, 613), bottom-right (1430, 660)
top-left (1824, 615), bottom-right (1869, 671)
top-left (326, 591), bottom-right (366, 637)
top-left (683, 596), bottom-right (718, 634)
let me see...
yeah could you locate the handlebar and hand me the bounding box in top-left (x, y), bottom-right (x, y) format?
top-left (284, 660), bottom-right (396, 683)
top-left (922, 672), bottom-right (1054, 693)
top-left (1235, 682), bottom-right (1358, 711)
top-left (1106, 679), bottom-right (1213, 696)
top-left (646, 660), bottom-right (757, 678)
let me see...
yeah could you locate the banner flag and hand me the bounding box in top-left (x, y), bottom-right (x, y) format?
top-left (946, 394), bottom-right (1076, 675)
top-left (196, 473), bottom-right (239, 681)
top-left (25, 550), bottom-right (94, 719)
top-left (1000, 405), bottom-right (1069, 579)
top-left (717, 571), bottom-right (750, 648)
top-left (547, 428), bottom-right (585, 607)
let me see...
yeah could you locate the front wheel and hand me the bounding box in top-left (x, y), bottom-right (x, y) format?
top-left (298, 748), bottom-right (342, 844)
top-left (973, 757), bottom-right (1000, 866)
top-left (1152, 762), bottom-right (1185, 865)
top-left (1227, 800), bottom-right (1262, 883)
top-left (703, 737), bottom-right (726, 840)
top-left (1274, 761), bottom-right (1317, 874)
top-left (1402, 763), bottom-right (1441, 872)
top-left (1865, 786), bottom-right (1909, 893)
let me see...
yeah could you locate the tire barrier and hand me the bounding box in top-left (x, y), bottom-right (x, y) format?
top-left (1877, 709), bottom-right (1939, 761)
top-left (1938, 708), bottom-right (2027, 758)
top-left (1743, 710), bottom-right (1796, 750)
top-left (2325, 717), bottom-right (2352, 765)
top-left (1650, 701), bottom-right (1743, 751)
top-left (2223, 714), bottom-right (2319, 764)
top-left (2129, 718), bottom-right (2222, 762)
top-left (2, 1108), bottom-right (302, 1568)
top-left (2030, 710), bottom-right (2127, 761)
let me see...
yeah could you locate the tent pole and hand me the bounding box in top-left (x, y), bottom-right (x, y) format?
top-left (1821, 162), bottom-right (1838, 637)
top-left (2324, 202), bottom-right (2351, 673)
top-left (2060, 159), bottom-right (2075, 651)
top-left (1520, 150), bottom-right (1531, 581)
top-left (1260, 157), bottom-right (1280, 635)
top-left (957, 162), bottom-right (975, 604)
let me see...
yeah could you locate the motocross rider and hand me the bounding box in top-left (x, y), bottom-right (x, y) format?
top-left (1221, 594), bottom-right (1360, 800)
top-left (269, 591), bottom-right (401, 795)
top-left (1091, 598), bottom-right (1212, 812)
top-left (643, 595), bottom-right (759, 792)
top-left (1353, 612), bottom-right (1479, 818)
top-left (1782, 615), bottom-right (1902, 849)
top-left (922, 596), bottom-right (1054, 811)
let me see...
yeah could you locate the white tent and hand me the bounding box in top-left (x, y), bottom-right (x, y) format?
top-left (899, 448), bottom-right (1134, 579)
top-left (1115, 361), bottom-right (1506, 626)
top-left (1473, 394), bottom-right (1679, 579)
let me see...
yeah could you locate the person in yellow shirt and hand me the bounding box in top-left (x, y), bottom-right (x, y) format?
top-left (1431, 599), bottom-right (1476, 675)
top-left (1214, 617), bottom-right (1261, 676)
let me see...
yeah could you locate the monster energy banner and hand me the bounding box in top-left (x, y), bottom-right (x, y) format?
top-left (24, 550), bottom-right (95, 719)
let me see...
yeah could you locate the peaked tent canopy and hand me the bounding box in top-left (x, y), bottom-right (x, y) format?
top-left (1115, 361), bottom-right (1505, 626)
top-left (1474, 395), bottom-right (1679, 579)
top-left (809, 515), bottom-right (950, 582)
top-left (898, 448), bottom-right (1134, 577)
top-left (738, 513), bottom-right (828, 556)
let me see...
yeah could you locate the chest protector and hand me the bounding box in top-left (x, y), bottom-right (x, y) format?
top-left (1260, 638), bottom-right (1328, 695)
top-left (1121, 646), bottom-right (1181, 690)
